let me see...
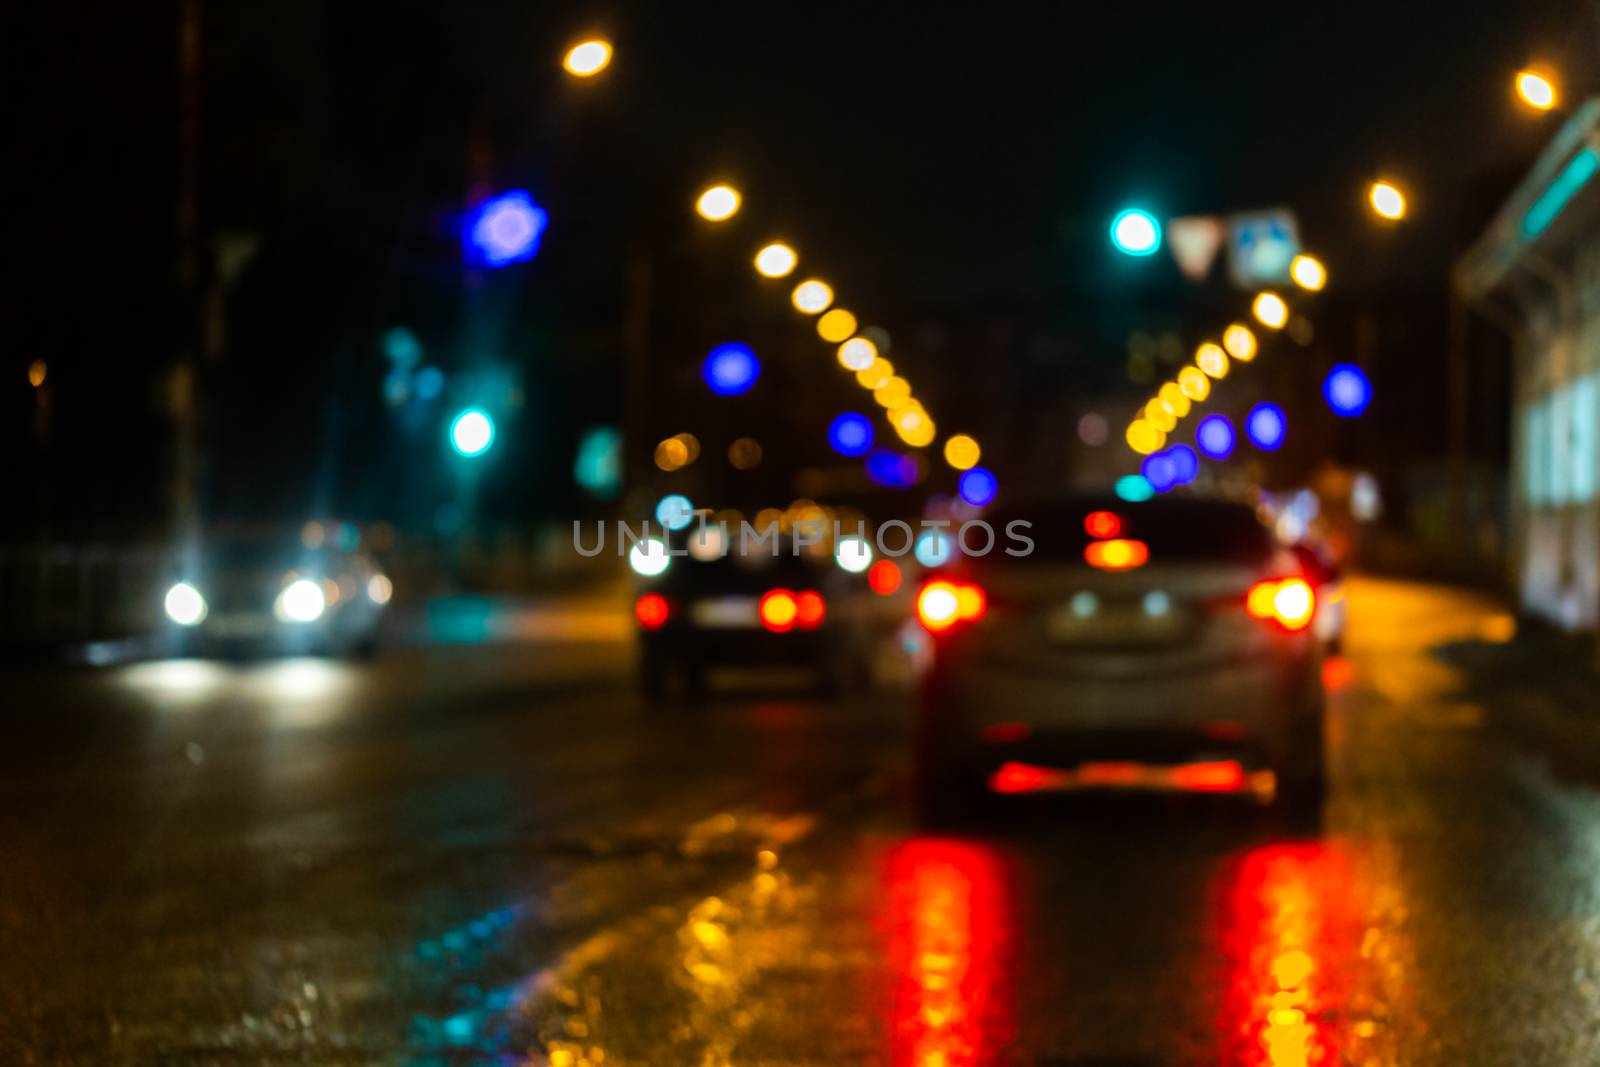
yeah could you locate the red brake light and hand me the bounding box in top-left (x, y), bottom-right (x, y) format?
top-left (916, 579), bottom-right (986, 632)
top-left (1246, 577), bottom-right (1316, 632)
top-left (1084, 538), bottom-right (1148, 571)
top-left (795, 590), bottom-right (826, 629)
top-left (867, 559), bottom-right (901, 595)
top-left (634, 593), bottom-right (670, 630)
top-left (1084, 510), bottom-right (1122, 539)
top-left (759, 588), bottom-right (798, 632)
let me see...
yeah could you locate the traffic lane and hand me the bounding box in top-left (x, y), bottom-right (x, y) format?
top-left (511, 579), bottom-right (1600, 1066)
top-left (0, 640), bottom-right (905, 1065)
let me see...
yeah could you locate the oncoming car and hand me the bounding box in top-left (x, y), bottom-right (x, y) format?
top-left (161, 532), bottom-right (391, 657)
top-left (915, 494), bottom-right (1327, 817)
top-left (631, 531), bottom-right (867, 697)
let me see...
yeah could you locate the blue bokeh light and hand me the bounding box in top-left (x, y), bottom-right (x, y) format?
top-left (1195, 414), bottom-right (1235, 460)
top-left (1324, 363), bottom-right (1372, 417)
top-left (703, 343), bottom-right (761, 396)
top-left (913, 530), bottom-right (954, 568)
top-left (1169, 444), bottom-right (1198, 483)
top-left (655, 494), bottom-right (695, 531)
top-left (829, 412), bottom-right (875, 457)
top-left (1142, 451), bottom-right (1178, 492)
top-left (466, 190), bottom-right (547, 267)
top-left (414, 366), bottom-right (444, 400)
top-left (1246, 403), bottom-right (1287, 451)
top-left (865, 450), bottom-right (919, 489)
top-left (958, 467), bottom-right (998, 507)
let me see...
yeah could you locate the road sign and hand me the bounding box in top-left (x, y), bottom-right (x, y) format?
top-left (1227, 208), bottom-right (1301, 289)
top-left (1167, 216), bottom-right (1226, 281)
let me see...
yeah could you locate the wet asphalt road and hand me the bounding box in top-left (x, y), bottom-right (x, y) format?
top-left (4, 578), bottom-right (1600, 1066)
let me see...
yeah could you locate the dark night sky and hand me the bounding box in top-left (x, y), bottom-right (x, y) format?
top-left (8, 0), bottom-right (1595, 535)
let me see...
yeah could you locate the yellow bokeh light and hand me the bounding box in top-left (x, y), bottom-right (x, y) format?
top-left (1516, 70), bottom-right (1556, 110)
top-left (754, 242), bottom-right (797, 278)
top-left (855, 358), bottom-right (893, 389)
top-left (817, 308), bottom-right (857, 342)
top-left (1126, 420), bottom-right (1165, 455)
top-left (1223, 323), bottom-right (1257, 362)
top-left (1369, 180), bottom-right (1405, 220)
top-left (28, 359), bottom-right (48, 388)
top-left (1290, 255), bottom-right (1326, 292)
top-left (695, 184), bottom-right (741, 221)
top-left (837, 336), bottom-right (877, 371)
top-left (1177, 365), bottom-right (1211, 402)
top-left (897, 418), bottom-right (936, 448)
top-left (873, 376), bottom-right (911, 407)
top-left (1196, 342), bottom-right (1230, 379)
top-left (671, 432), bottom-right (700, 462)
top-left (1252, 291), bottom-right (1289, 329)
top-left (1158, 382), bottom-right (1191, 418)
top-left (791, 279), bottom-right (833, 314)
top-left (654, 437), bottom-right (689, 472)
top-left (1144, 398), bottom-right (1177, 432)
top-left (562, 39), bottom-right (612, 77)
top-left (943, 434), bottom-right (981, 470)
top-left (890, 401), bottom-right (926, 431)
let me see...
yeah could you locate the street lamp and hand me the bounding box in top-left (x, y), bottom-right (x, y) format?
top-left (562, 39), bottom-right (613, 77)
top-left (791, 279), bottom-right (833, 314)
top-left (695, 184), bottom-right (741, 222)
top-left (1290, 254), bottom-right (1326, 291)
top-left (1222, 323), bottom-right (1257, 361)
top-left (1368, 180), bottom-right (1406, 220)
top-left (1252, 291), bottom-right (1289, 329)
top-left (449, 408), bottom-right (496, 457)
top-left (754, 242), bottom-right (797, 278)
top-left (1515, 70), bottom-right (1557, 111)
top-left (1110, 208), bottom-right (1162, 256)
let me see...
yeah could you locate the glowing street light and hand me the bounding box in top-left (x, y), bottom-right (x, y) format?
top-left (754, 242), bottom-right (797, 278)
top-left (1110, 208), bottom-right (1162, 256)
top-left (1515, 70), bottom-right (1557, 111)
top-left (1195, 342), bottom-right (1229, 379)
top-left (1177, 366), bottom-right (1211, 402)
top-left (562, 38), bottom-right (612, 77)
top-left (791, 279), bottom-right (833, 314)
top-left (695, 184), bottom-right (741, 222)
top-left (1222, 323), bottom-right (1257, 362)
top-left (1252, 291), bottom-right (1289, 329)
top-left (1126, 419), bottom-right (1165, 455)
top-left (837, 336), bottom-right (877, 371)
top-left (1157, 382), bottom-right (1191, 418)
top-left (449, 408), bottom-right (495, 457)
top-left (943, 434), bottom-right (981, 470)
top-left (817, 308), bottom-right (857, 342)
top-left (465, 190), bottom-right (548, 266)
top-left (1369, 180), bottom-right (1406, 220)
top-left (1290, 254), bottom-right (1326, 291)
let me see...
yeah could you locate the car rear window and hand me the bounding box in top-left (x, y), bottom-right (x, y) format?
top-left (990, 497), bottom-right (1275, 565)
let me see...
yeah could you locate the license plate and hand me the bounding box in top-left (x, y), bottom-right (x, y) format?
top-left (690, 597), bottom-right (760, 628)
top-left (209, 613), bottom-right (273, 638)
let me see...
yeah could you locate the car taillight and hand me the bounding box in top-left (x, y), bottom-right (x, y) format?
top-left (759, 588), bottom-right (799, 632)
top-left (634, 593), bottom-right (670, 630)
top-left (1084, 538), bottom-right (1148, 571)
top-left (794, 590), bottom-right (826, 629)
top-left (1246, 577), bottom-right (1315, 632)
top-left (916, 579), bottom-right (986, 633)
top-left (867, 559), bottom-right (901, 595)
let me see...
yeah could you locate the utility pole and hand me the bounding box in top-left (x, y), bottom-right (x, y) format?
top-left (173, 0), bottom-right (201, 541)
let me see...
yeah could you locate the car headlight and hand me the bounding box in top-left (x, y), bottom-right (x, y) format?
top-left (164, 582), bottom-right (208, 626)
top-left (275, 578), bottom-right (326, 623)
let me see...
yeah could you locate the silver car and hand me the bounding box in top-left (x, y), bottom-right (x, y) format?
top-left (914, 493), bottom-right (1326, 819)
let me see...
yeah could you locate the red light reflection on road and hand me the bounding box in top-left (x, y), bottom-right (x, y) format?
top-left (1214, 843), bottom-right (1359, 1066)
top-left (882, 839), bottom-right (1015, 1067)
top-left (1321, 656), bottom-right (1352, 691)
